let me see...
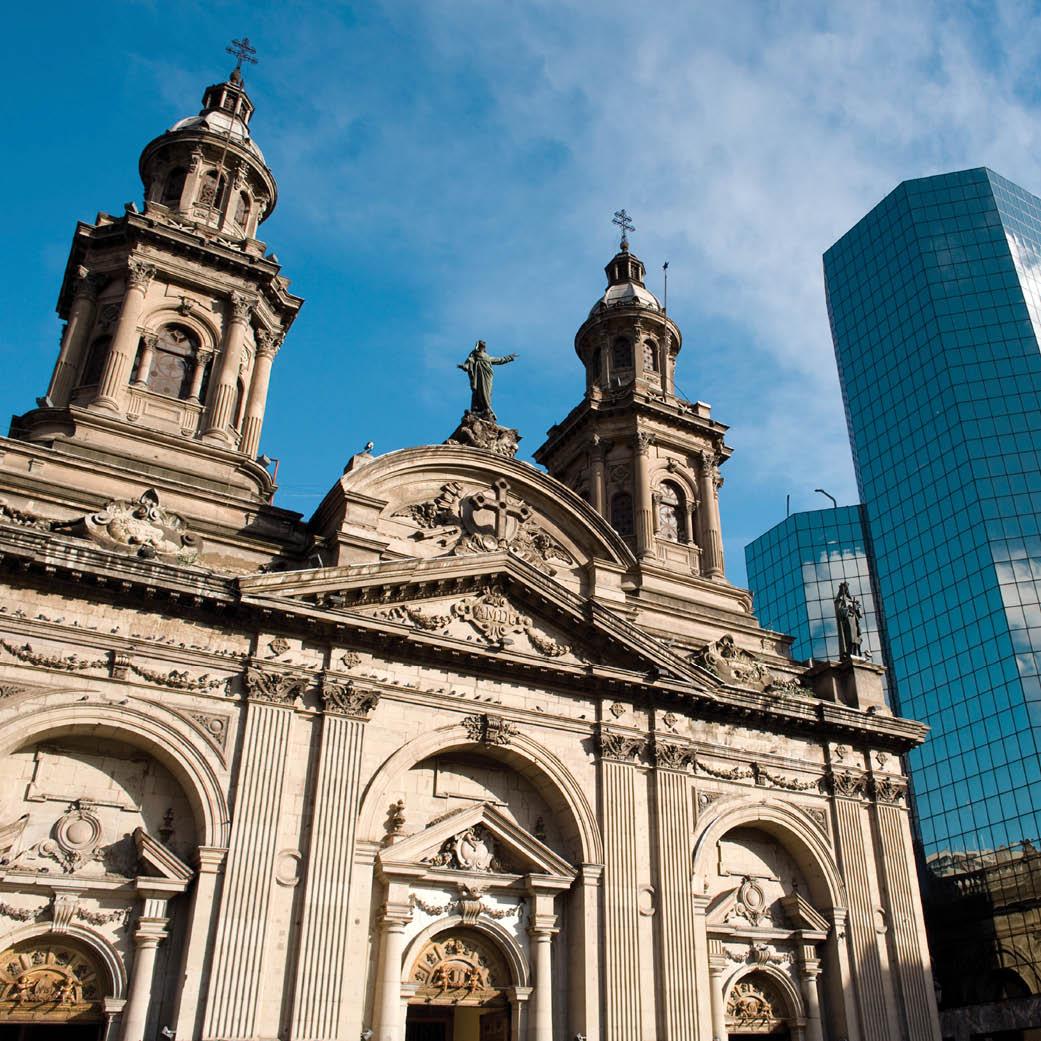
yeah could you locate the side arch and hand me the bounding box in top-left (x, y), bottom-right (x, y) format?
top-left (401, 913), bottom-right (530, 989)
top-left (0, 690), bottom-right (230, 848)
top-left (692, 794), bottom-right (846, 912)
top-left (358, 721), bottom-right (603, 865)
top-left (0, 921), bottom-right (129, 1000)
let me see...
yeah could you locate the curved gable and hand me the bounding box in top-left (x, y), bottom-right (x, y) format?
top-left (310, 445), bottom-right (636, 585)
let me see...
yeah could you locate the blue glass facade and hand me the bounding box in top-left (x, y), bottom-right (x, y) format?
top-left (824, 168), bottom-right (1041, 1017)
top-left (745, 505), bottom-right (887, 673)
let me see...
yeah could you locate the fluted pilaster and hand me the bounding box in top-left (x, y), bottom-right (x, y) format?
top-left (93, 258), bottom-right (155, 412)
top-left (290, 712), bottom-right (367, 1038)
top-left (601, 756), bottom-right (643, 1040)
top-left (653, 766), bottom-right (697, 1040)
top-left (202, 699), bottom-right (294, 1038)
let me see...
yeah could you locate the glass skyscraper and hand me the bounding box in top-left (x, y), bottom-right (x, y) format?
top-left (823, 168), bottom-right (1041, 1036)
top-left (745, 504), bottom-right (888, 683)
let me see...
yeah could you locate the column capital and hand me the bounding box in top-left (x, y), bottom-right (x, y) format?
top-left (527, 921), bottom-right (560, 939)
top-left (635, 430), bottom-right (654, 453)
top-left (228, 291), bottom-right (256, 323)
top-left (126, 258), bottom-right (157, 292)
top-left (194, 846), bottom-right (228, 873)
top-left (255, 328), bottom-right (283, 358)
top-left (73, 266), bottom-right (104, 300)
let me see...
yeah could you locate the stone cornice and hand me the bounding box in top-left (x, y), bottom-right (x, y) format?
top-left (0, 530), bottom-right (928, 751)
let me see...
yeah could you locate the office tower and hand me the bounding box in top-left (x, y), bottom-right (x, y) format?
top-left (824, 167), bottom-right (1041, 1037)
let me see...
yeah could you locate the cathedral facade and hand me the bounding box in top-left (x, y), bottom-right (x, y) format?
top-left (0, 62), bottom-right (940, 1041)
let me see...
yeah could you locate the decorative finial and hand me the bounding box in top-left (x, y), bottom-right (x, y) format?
top-left (226, 36), bottom-right (258, 77)
top-left (612, 208), bottom-right (635, 250)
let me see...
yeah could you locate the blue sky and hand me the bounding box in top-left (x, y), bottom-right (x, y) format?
top-left (4, 1), bottom-right (1041, 587)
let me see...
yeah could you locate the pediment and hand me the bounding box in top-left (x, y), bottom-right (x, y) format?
top-left (380, 802), bottom-right (575, 881)
top-left (239, 553), bottom-right (706, 682)
top-left (133, 827), bottom-right (193, 882)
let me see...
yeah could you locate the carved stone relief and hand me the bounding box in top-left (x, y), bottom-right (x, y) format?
top-left (725, 974), bottom-right (787, 1032)
top-left (53, 488), bottom-right (202, 565)
top-left (692, 635), bottom-right (809, 696)
top-left (320, 676), bottom-right (380, 718)
top-left (410, 930), bottom-right (510, 1004)
top-left (392, 479), bottom-right (575, 576)
top-left (725, 876), bottom-right (773, 928)
top-left (243, 666), bottom-right (308, 705)
top-left (423, 824), bottom-right (513, 873)
top-left (0, 940), bottom-right (105, 1022)
top-left (462, 714), bottom-right (518, 746)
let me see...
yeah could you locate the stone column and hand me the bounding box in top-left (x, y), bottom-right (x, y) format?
top-left (590, 434), bottom-right (607, 517)
top-left (93, 258), bottom-right (155, 412)
top-left (692, 895), bottom-right (716, 1041)
top-left (131, 333), bottom-right (158, 387)
top-left (697, 452), bottom-right (724, 579)
top-left (202, 689), bottom-right (297, 1039)
top-left (291, 688), bottom-right (373, 1039)
top-left (121, 885), bottom-right (173, 1041)
top-left (238, 331), bottom-right (280, 459)
top-left (186, 349), bottom-right (212, 404)
top-left (795, 943), bottom-right (824, 1041)
top-left (707, 961), bottom-right (727, 1041)
top-left (527, 882), bottom-right (563, 1041)
top-left (634, 432), bottom-right (655, 559)
top-left (172, 847), bottom-right (227, 1040)
top-left (47, 266), bottom-right (102, 405)
top-left (652, 757), bottom-right (697, 1040)
top-left (569, 864), bottom-right (602, 1041)
top-left (373, 899), bottom-right (411, 1041)
top-left (203, 291), bottom-right (253, 442)
top-left (529, 928), bottom-right (556, 1041)
top-left (871, 784), bottom-right (942, 1041)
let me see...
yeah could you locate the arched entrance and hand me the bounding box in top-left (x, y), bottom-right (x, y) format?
top-left (726, 971), bottom-right (794, 1040)
top-left (405, 928), bottom-right (512, 1041)
top-left (0, 936), bottom-right (109, 1040)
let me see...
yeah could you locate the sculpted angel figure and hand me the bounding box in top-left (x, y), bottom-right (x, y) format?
top-left (458, 340), bottom-right (517, 420)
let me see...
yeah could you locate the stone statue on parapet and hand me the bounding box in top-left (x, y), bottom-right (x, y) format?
top-left (457, 340), bottom-right (517, 421)
top-left (446, 340), bottom-right (521, 458)
top-left (834, 581), bottom-right (864, 659)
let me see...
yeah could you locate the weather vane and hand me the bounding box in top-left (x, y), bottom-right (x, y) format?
top-left (612, 208), bottom-right (635, 248)
top-left (226, 36), bottom-right (258, 73)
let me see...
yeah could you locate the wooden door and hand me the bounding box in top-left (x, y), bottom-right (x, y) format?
top-left (480, 1009), bottom-right (510, 1041)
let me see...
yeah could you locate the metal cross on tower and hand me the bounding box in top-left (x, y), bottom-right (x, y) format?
top-left (226, 36), bottom-right (258, 72)
top-left (612, 209), bottom-right (635, 248)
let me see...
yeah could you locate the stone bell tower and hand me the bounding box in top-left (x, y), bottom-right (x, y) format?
top-left (535, 216), bottom-right (730, 582)
top-left (11, 46), bottom-right (303, 519)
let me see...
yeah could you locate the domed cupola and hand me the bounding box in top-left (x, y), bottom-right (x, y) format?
top-left (138, 41), bottom-right (276, 243)
top-left (575, 215), bottom-right (681, 400)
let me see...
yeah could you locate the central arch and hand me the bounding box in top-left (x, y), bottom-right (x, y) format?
top-left (358, 722), bottom-right (603, 865)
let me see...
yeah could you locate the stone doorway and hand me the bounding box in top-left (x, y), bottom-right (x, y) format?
top-left (405, 1005), bottom-right (510, 1041)
top-left (0, 937), bottom-right (107, 1041)
top-left (406, 928), bottom-right (513, 1041)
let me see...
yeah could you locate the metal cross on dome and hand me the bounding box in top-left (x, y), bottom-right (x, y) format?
top-left (613, 209), bottom-right (635, 247)
top-left (226, 36), bottom-right (258, 72)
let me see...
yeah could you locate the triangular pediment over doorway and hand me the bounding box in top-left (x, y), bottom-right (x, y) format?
top-left (379, 801), bottom-right (575, 882)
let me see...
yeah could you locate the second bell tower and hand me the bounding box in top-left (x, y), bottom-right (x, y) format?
top-left (536, 222), bottom-right (730, 582)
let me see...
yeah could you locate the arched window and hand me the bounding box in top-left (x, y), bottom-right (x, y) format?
top-left (232, 377), bottom-right (247, 429)
top-left (79, 337), bottom-right (110, 387)
top-left (590, 346), bottom-right (602, 385)
top-left (234, 191), bottom-right (251, 229)
top-left (612, 337), bottom-right (633, 369)
top-left (611, 492), bottom-right (634, 537)
top-left (198, 170), bottom-right (226, 210)
top-left (643, 339), bottom-right (659, 372)
top-left (146, 325), bottom-right (197, 399)
top-left (657, 480), bottom-right (686, 542)
top-left (161, 167), bottom-right (187, 207)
